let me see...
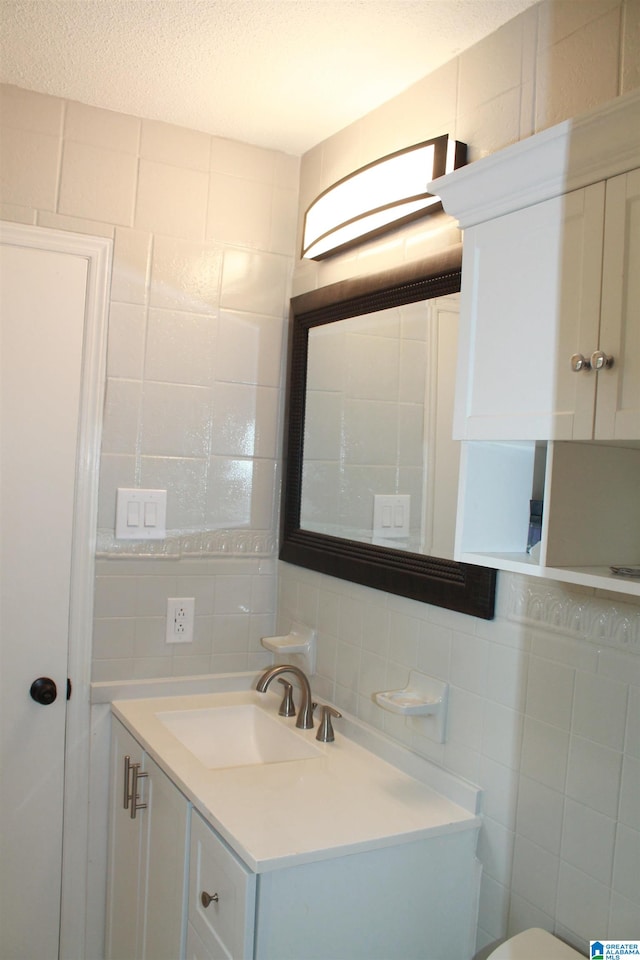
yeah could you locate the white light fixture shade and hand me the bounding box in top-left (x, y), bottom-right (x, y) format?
top-left (302, 135), bottom-right (466, 260)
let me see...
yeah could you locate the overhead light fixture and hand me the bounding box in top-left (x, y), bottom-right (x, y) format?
top-left (301, 134), bottom-right (467, 261)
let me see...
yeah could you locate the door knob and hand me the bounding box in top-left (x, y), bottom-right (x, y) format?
top-left (570, 353), bottom-right (591, 372)
top-left (29, 677), bottom-right (57, 705)
top-left (590, 350), bottom-right (614, 370)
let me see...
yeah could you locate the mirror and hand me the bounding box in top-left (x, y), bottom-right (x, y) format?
top-left (280, 246), bottom-right (496, 619)
top-left (301, 292), bottom-right (460, 559)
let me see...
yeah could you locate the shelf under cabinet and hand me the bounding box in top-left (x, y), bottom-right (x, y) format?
top-left (457, 440), bottom-right (640, 596)
top-left (460, 551), bottom-right (640, 596)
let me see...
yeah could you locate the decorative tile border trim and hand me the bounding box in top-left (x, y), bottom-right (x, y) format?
top-left (506, 575), bottom-right (640, 653)
top-left (96, 528), bottom-right (276, 559)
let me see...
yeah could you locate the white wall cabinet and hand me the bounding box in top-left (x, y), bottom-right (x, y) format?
top-left (595, 167), bottom-right (640, 439)
top-left (434, 90), bottom-right (640, 446)
top-left (453, 168), bottom-right (640, 443)
top-left (105, 718), bottom-right (189, 960)
top-left (432, 90), bottom-right (640, 595)
top-left (454, 181), bottom-right (604, 441)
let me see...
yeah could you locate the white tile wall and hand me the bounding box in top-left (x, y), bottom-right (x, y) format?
top-left (93, 558), bottom-right (275, 680)
top-left (289, 0), bottom-right (640, 953)
top-left (0, 81), bottom-right (298, 684)
top-left (278, 563), bottom-right (640, 950)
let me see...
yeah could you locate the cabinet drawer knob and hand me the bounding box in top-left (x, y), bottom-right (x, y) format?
top-left (201, 891), bottom-right (219, 908)
top-left (570, 353), bottom-right (591, 372)
top-left (590, 350), bottom-right (614, 370)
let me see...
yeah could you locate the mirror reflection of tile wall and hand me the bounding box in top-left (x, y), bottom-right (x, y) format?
top-left (302, 295), bottom-right (459, 559)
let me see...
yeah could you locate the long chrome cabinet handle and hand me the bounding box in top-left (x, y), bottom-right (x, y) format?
top-left (123, 754), bottom-right (148, 818)
top-left (123, 755), bottom-right (132, 809)
top-left (129, 762), bottom-right (148, 819)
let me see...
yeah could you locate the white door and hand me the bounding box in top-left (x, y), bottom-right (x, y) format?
top-left (0, 224), bottom-right (110, 959)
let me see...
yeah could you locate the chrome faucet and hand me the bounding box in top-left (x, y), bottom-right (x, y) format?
top-left (256, 664), bottom-right (314, 729)
top-left (316, 704), bottom-right (341, 742)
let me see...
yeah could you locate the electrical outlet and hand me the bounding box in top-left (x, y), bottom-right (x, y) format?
top-left (166, 597), bottom-right (195, 644)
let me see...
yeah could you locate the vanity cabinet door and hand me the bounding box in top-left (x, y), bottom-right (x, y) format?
top-left (106, 719), bottom-right (189, 960)
top-left (105, 720), bottom-right (145, 960)
top-left (594, 167), bottom-right (640, 439)
top-left (189, 810), bottom-right (256, 960)
top-left (140, 754), bottom-right (189, 960)
top-left (454, 182), bottom-right (605, 441)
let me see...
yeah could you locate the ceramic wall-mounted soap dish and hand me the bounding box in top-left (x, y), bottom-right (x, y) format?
top-left (374, 670), bottom-right (448, 743)
top-left (261, 621), bottom-right (317, 675)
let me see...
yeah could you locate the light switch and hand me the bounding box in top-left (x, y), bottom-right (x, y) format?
top-left (373, 494), bottom-right (410, 540)
top-left (116, 488), bottom-right (167, 540)
top-left (144, 501), bottom-right (157, 527)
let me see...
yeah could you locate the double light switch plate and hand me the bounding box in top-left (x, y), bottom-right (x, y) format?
top-left (115, 487), bottom-right (167, 540)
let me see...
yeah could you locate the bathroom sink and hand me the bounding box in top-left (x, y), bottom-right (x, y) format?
top-left (155, 702), bottom-right (322, 769)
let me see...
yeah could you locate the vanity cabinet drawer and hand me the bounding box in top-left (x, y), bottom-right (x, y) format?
top-left (189, 810), bottom-right (256, 960)
top-left (185, 921), bottom-right (216, 960)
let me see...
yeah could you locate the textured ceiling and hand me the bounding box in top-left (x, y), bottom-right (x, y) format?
top-left (0, 0), bottom-right (538, 155)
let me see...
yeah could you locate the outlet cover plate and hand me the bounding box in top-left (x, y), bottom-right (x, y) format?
top-left (166, 597), bottom-right (195, 644)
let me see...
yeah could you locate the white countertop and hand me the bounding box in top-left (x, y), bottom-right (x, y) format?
top-left (111, 678), bottom-right (481, 874)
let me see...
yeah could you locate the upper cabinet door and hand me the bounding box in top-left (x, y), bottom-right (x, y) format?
top-left (594, 168), bottom-right (640, 440)
top-left (453, 182), bottom-right (605, 441)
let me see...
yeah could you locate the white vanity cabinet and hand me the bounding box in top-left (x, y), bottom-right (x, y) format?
top-left (432, 90), bottom-right (640, 595)
top-left (186, 806), bottom-right (480, 960)
top-left (108, 693), bottom-right (483, 960)
top-left (105, 718), bottom-right (189, 960)
top-left (251, 829), bottom-right (479, 960)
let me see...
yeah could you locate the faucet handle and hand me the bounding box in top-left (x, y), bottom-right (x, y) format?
top-left (277, 677), bottom-right (296, 717)
top-left (316, 705), bottom-right (342, 742)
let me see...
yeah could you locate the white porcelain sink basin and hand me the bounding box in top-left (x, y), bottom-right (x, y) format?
top-left (156, 702), bottom-right (322, 769)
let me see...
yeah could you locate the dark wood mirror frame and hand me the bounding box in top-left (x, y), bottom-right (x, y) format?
top-left (280, 245), bottom-right (497, 620)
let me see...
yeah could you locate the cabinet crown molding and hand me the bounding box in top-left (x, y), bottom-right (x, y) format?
top-left (432, 88), bottom-right (640, 227)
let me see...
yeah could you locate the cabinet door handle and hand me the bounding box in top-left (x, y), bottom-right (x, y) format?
top-left (201, 891), bottom-right (219, 907)
top-left (570, 353), bottom-right (591, 372)
top-left (129, 761), bottom-right (148, 819)
top-left (590, 350), bottom-right (614, 370)
top-left (123, 755), bottom-right (132, 810)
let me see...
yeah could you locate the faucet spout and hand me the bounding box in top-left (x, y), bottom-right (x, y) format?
top-left (256, 664), bottom-right (314, 729)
